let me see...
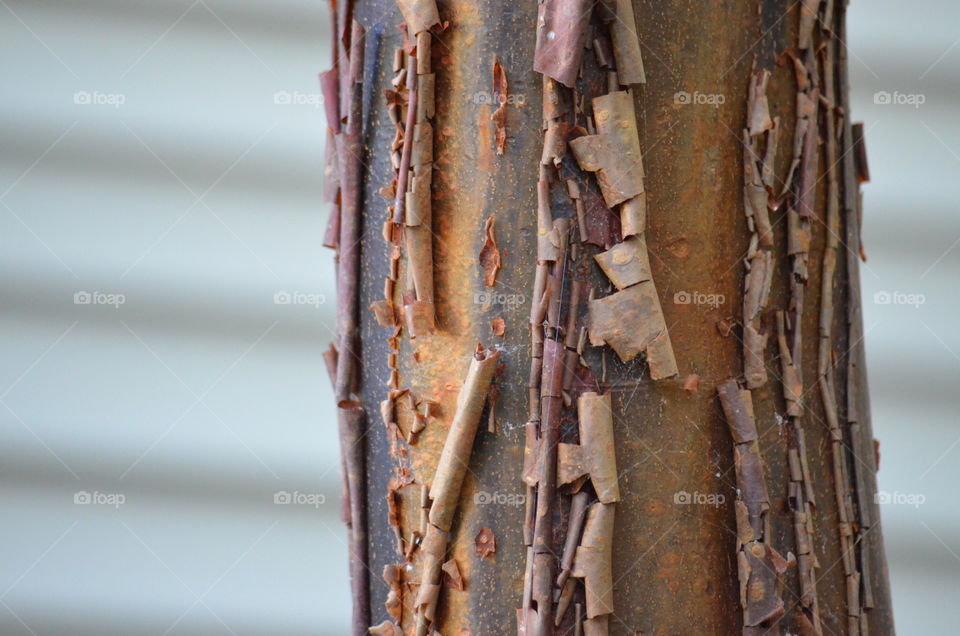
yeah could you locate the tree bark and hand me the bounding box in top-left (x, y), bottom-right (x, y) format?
top-left (323, 1), bottom-right (895, 634)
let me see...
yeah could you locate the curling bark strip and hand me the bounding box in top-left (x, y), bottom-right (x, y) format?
top-left (325, 1), bottom-right (895, 633)
top-left (742, 69), bottom-right (776, 390)
top-left (399, 10), bottom-right (439, 335)
top-left (372, 0), bottom-right (440, 338)
top-left (366, 4), bottom-right (445, 634)
top-left (414, 345), bottom-right (500, 635)
top-left (717, 381), bottom-right (789, 635)
top-left (521, 3), bottom-right (663, 634)
top-left (744, 19), bottom-right (821, 631)
top-left (834, 1), bottom-right (875, 632)
top-left (817, 6), bottom-right (860, 634)
top-left (322, 6), bottom-right (371, 634)
top-left (572, 88), bottom-right (677, 377)
top-left (844, 31), bottom-right (879, 636)
top-left (774, 4), bottom-right (829, 633)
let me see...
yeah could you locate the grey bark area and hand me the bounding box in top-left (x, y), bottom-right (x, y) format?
top-left (328, 0), bottom-right (896, 634)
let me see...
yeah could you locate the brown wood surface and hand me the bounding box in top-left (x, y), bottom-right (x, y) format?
top-left (334, 1), bottom-right (895, 633)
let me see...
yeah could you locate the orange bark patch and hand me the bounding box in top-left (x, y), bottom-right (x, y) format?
top-left (479, 215), bottom-right (500, 287)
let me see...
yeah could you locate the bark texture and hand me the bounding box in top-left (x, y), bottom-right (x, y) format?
top-left (322, 1), bottom-right (895, 634)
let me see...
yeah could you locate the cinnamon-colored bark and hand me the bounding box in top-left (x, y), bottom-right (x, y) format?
top-left (323, 1), bottom-right (895, 634)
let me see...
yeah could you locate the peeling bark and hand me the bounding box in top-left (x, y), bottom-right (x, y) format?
top-left (330, 2), bottom-right (894, 634)
top-left (492, 56), bottom-right (509, 155)
top-left (415, 345), bottom-right (499, 635)
top-left (718, 380), bottom-right (789, 634)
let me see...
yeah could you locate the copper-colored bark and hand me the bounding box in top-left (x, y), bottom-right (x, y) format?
top-left (333, 1), bottom-right (894, 635)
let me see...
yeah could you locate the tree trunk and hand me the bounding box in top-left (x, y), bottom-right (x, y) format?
top-left (322, 1), bottom-right (895, 634)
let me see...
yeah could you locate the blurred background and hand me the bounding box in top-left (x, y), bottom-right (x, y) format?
top-left (0, 0), bottom-right (956, 634)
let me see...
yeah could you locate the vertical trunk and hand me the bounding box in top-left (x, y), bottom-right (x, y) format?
top-left (322, 1), bottom-right (895, 634)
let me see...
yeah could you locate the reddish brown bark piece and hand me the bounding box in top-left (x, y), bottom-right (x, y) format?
top-left (557, 392), bottom-right (620, 504)
top-left (747, 70), bottom-right (773, 136)
top-left (334, 29), bottom-right (365, 406)
top-left (735, 442), bottom-right (771, 519)
top-left (717, 381), bottom-right (788, 634)
top-left (416, 74), bottom-right (435, 120)
top-left (776, 312), bottom-right (803, 417)
top-left (558, 155), bottom-right (621, 247)
top-left (330, 21), bottom-right (370, 635)
top-left (319, 68), bottom-right (340, 134)
top-left (397, 0), bottom-right (440, 35)
top-left (475, 527), bottom-right (496, 557)
top-left (533, 0), bottom-right (593, 87)
top-left (582, 615), bottom-right (609, 636)
top-left (323, 198), bottom-right (341, 250)
top-left (370, 299), bottom-right (397, 327)
top-left (780, 39), bottom-right (823, 635)
top-left (741, 67), bottom-right (778, 392)
top-left (571, 502), bottom-right (615, 619)
top-left (606, 0), bottom-right (646, 85)
top-left (406, 173), bottom-right (432, 227)
top-left (414, 525), bottom-right (445, 633)
top-left (740, 542), bottom-right (788, 627)
top-left (442, 558), bottom-right (464, 591)
top-left (479, 215), bottom-right (501, 287)
top-left (369, 620), bottom-right (403, 636)
top-left (593, 235), bottom-right (652, 290)
top-left (537, 185), bottom-right (564, 263)
top-left (429, 345), bottom-right (501, 531)
top-left (798, 0), bottom-right (821, 50)
top-left (383, 564), bottom-right (403, 622)
top-left (339, 405), bottom-right (370, 634)
top-left (322, 344), bottom-right (338, 387)
top-left (742, 250), bottom-right (773, 389)
top-left (717, 380), bottom-right (758, 444)
top-left (557, 491), bottom-right (590, 589)
top-left (743, 131), bottom-right (774, 249)
top-left (490, 317), bottom-right (505, 336)
top-left (411, 120), bottom-right (433, 167)
top-left (414, 348), bottom-right (499, 635)
top-left (717, 316), bottom-right (736, 337)
top-left (569, 91), bottom-right (645, 207)
top-left (554, 577), bottom-right (577, 627)
top-left (796, 78), bottom-right (820, 220)
top-left (682, 374), bottom-right (700, 392)
top-left (491, 56), bottom-right (508, 155)
top-left (393, 53), bottom-right (418, 226)
top-left (393, 28), bottom-right (438, 338)
top-left (404, 297), bottom-right (435, 337)
top-left (588, 282), bottom-right (678, 379)
top-left (852, 122), bottom-right (870, 183)
top-left (620, 194), bottom-right (646, 238)
top-left (319, 68), bottom-right (341, 251)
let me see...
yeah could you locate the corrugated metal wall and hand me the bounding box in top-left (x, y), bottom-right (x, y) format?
top-left (0, 0), bottom-right (956, 633)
